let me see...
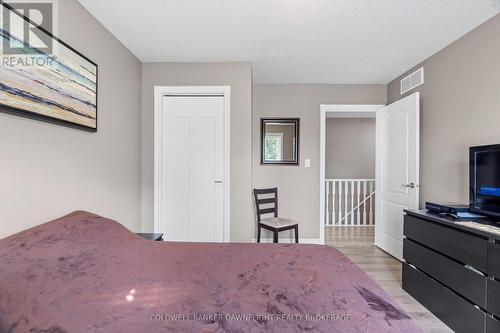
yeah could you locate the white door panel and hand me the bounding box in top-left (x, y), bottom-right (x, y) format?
top-left (381, 200), bottom-right (406, 239)
top-left (165, 116), bottom-right (189, 241)
top-left (189, 117), bottom-right (216, 242)
top-left (382, 112), bottom-right (409, 195)
top-left (375, 92), bottom-right (420, 260)
top-left (162, 96), bottom-right (224, 242)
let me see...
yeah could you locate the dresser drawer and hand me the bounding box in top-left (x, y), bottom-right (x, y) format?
top-left (404, 215), bottom-right (488, 271)
top-left (402, 263), bottom-right (486, 333)
top-left (404, 238), bottom-right (486, 307)
top-left (487, 279), bottom-right (500, 318)
top-left (487, 242), bottom-right (500, 278)
top-left (487, 316), bottom-right (500, 333)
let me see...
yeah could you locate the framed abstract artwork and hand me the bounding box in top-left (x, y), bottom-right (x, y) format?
top-left (0, 2), bottom-right (98, 131)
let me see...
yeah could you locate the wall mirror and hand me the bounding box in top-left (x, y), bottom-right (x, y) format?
top-left (261, 118), bottom-right (300, 165)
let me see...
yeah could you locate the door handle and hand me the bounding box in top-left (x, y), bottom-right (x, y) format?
top-left (401, 183), bottom-right (422, 189)
top-left (214, 181), bottom-right (223, 184)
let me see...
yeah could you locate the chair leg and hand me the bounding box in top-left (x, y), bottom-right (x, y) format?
top-left (257, 225), bottom-right (261, 243)
top-left (295, 226), bottom-right (299, 243)
top-left (273, 230), bottom-right (279, 243)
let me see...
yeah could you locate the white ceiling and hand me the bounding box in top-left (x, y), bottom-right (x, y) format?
top-left (78, 0), bottom-right (500, 84)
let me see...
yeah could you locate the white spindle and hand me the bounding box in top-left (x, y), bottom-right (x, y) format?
top-left (369, 181), bottom-right (374, 225)
top-left (338, 181), bottom-right (342, 225)
top-left (332, 181), bottom-right (336, 225)
top-left (344, 181), bottom-right (348, 226)
top-left (363, 181), bottom-right (367, 225)
top-left (350, 181), bottom-right (355, 225)
top-left (356, 181), bottom-right (361, 225)
top-left (326, 181), bottom-right (331, 225)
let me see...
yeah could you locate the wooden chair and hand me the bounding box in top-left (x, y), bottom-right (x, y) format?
top-left (253, 188), bottom-right (299, 243)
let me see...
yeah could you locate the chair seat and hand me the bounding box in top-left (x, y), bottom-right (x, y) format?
top-left (260, 217), bottom-right (298, 229)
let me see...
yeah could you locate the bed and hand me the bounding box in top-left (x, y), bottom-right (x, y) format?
top-left (0, 211), bottom-right (422, 333)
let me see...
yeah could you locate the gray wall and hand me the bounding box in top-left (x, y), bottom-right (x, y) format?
top-left (141, 62), bottom-right (253, 242)
top-left (387, 13), bottom-right (500, 206)
top-left (253, 84), bottom-right (386, 240)
top-left (326, 118), bottom-right (375, 179)
top-left (0, 0), bottom-right (142, 239)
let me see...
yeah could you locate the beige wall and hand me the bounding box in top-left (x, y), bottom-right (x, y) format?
top-left (141, 62), bottom-right (253, 241)
top-left (0, 0), bottom-right (142, 239)
top-left (253, 84), bottom-right (386, 240)
top-left (387, 14), bottom-right (500, 207)
top-left (326, 118), bottom-right (375, 179)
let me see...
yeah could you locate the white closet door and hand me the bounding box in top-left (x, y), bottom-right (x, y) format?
top-left (163, 96), bottom-right (224, 242)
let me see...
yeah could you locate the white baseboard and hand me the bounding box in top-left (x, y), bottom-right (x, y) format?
top-left (324, 225), bottom-right (375, 227)
top-left (251, 238), bottom-right (324, 245)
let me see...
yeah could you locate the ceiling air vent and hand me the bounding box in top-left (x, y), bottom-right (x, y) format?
top-left (400, 67), bottom-right (424, 94)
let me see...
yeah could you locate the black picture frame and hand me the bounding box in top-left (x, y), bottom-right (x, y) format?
top-left (0, 2), bottom-right (98, 132)
top-left (261, 118), bottom-right (300, 165)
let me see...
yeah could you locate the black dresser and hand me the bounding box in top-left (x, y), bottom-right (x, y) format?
top-left (403, 210), bottom-right (500, 333)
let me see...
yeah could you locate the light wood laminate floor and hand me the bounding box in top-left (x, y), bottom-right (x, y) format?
top-left (325, 226), bottom-right (453, 333)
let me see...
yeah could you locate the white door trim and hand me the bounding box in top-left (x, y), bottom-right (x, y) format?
top-left (319, 104), bottom-right (384, 244)
top-left (154, 86), bottom-right (231, 242)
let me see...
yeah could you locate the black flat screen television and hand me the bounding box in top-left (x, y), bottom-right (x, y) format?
top-left (470, 144), bottom-right (500, 218)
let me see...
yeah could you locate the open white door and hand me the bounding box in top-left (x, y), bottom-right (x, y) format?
top-left (375, 92), bottom-right (420, 260)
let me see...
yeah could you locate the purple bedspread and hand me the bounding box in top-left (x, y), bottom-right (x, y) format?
top-left (0, 211), bottom-right (422, 333)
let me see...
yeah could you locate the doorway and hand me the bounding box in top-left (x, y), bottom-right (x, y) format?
top-left (154, 86), bottom-right (231, 242)
top-left (320, 93), bottom-right (420, 259)
top-left (320, 105), bottom-right (382, 245)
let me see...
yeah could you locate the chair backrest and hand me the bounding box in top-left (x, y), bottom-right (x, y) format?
top-left (253, 188), bottom-right (278, 222)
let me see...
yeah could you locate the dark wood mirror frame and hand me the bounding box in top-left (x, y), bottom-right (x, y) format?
top-left (260, 118), bottom-right (300, 165)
